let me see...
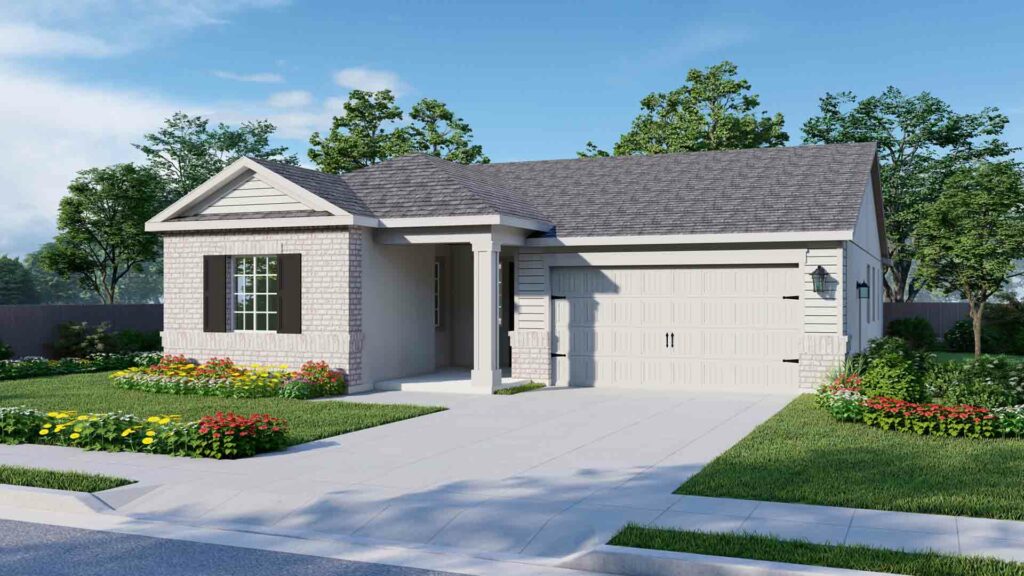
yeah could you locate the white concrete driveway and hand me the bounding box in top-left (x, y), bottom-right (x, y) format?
top-left (0, 388), bottom-right (791, 559)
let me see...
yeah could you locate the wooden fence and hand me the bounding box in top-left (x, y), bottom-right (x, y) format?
top-left (0, 304), bottom-right (163, 358)
top-left (884, 302), bottom-right (969, 338)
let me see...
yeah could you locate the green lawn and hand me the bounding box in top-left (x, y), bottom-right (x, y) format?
top-left (0, 372), bottom-right (445, 447)
top-left (677, 394), bottom-right (1024, 520)
top-left (0, 464), bottom-right (134, 493)
top-left (609, 526), bottom-right (1024, 576)
top-left (494, 383), bottom-right (546, 395)
top-left (933, 351), bottom-right (1024, 364)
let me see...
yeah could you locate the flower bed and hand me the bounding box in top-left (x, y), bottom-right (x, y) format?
top-left (817, 378), bottom-right (1020, 439)
top-left (110, 356), bottom-right (345, 399)
top-left (0, 352), bottom-right (162, 381)
top-left (0, 406), bottom-right (287, 459)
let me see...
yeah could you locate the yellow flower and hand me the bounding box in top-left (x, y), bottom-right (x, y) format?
top-left (47, 411), bottom-right (59, 417)
top-left (38, 429), bottom-right (49, 436)
top-left (145, 430), bottom-right (156, 437)
top-left (54, 425), bottom-right (65, 432)
top-left (158, 417), bottom-right (170, 425)
top-left (70, 433), bottom-right (80, 439)
top-left (42, 423), bottom-right (52, 429)
top-left (142, 437), bottom-right (154, 445)
top-left (146, 416), bottom-right (160, 423)
top-left (76, 415), bottom-right (88, 421)
top-left (121, 428), bottom-right (134, 437)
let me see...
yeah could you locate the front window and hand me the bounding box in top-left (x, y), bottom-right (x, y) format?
top-left (233, 256), bottom-right (278, 332)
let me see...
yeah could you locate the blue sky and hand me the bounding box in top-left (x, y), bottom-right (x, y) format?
top-left (2, 0), bottom-right (1023, 256)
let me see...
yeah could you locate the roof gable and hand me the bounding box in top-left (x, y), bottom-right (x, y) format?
top-left (189, 172), bottom-right (311, 216)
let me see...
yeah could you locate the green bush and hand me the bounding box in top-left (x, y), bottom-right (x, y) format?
top-left (925, 361), bottom-right (963, 399)
top-left (860, 356), bottom-right (926, 402)
top-left (111, 330), bottom-right (161, 353)
top-left (885, 317), bottom-right (936, 350)
top-left (943, 355), bottom-right (1024, 408)
top-left (0, 340), bottom-right (12, 361)
top-left (51, 322), bottom-right (115, 358)
top-left (0, 352), bottom-right (158, 381)
top-left (944, 320), bottom-right (988, 353)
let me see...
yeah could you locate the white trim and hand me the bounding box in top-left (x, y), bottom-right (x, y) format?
top-left (526, 230), bottom-right (853, 247)
top-left (377, 214), bottom-right (552, 232)
top-left (541, 249), bottom-right (806, 268)
top-left (145, 215), bottom-right (372, 232)
top-left (147, 158), bottom-right (353, 225)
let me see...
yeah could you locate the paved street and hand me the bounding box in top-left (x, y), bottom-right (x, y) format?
top-left (0, 388), bottom-right (788, 558)
top-left (0, 519), bottom-right (461, 576)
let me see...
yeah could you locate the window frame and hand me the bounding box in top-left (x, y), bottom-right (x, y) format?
top-left (231, 255), bottom-right (280, 333)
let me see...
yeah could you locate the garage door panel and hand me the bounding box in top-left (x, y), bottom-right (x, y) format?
top-left (551, 265), bottom-right (803, 392)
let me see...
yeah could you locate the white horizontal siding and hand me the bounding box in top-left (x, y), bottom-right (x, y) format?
top-left (515, 251), bottom-right (548, 329)
top-left (803, 247), bottom-right (842, 334)
top-left (199, 174), bottom-right (308, 215)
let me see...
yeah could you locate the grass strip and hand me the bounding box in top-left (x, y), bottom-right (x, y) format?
top-left (494, 383), bottom-right (546, 395)
top-left (0, 464), bottom-right (134, 493)
top-left (609, 526), bottom-right (1024, 576)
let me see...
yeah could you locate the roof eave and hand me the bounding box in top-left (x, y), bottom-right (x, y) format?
top-left (526, 230), bottom-right (854, 247)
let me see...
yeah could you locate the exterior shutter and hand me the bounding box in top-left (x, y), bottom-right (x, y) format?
top-left (278, 253), bottom-right (302, 334)
top-left (203, 255), bottom-right (228, 333)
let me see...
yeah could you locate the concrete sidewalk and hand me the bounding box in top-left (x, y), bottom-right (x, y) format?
top-left (648, 495), bottom-right (1024, 562)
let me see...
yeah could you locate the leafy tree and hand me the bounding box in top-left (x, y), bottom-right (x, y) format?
top-left (308, 90), bottom-right (411, 173)
top-left (136, 112), bottom-right (297, 201)
top-left (22, 246), bottom-right (99, 304)
top-left (914, 161), bottom-right (1024, 356)
top-left (577, 141), bottom-right (610, 158)
top-left (0, 255), bottom-right (38, 304)
top-left (408, 99), bottom-right (489, 164)
top-left (612, 61), bottom-right (788, 156)
top-left (803, 87), bottom-right (1013, 302)
top-left (41, 164), bottom-right (166, 304)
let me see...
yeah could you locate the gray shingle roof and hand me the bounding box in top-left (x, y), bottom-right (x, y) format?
top-left (250, 142), bottom-right (877, 238)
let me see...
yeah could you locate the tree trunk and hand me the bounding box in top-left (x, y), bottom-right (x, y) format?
top-left (970, 302), bottom-right (985, 357)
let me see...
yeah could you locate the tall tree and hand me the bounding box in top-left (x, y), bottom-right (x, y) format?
top-left (803, 87), bottom-right (1013, 302)
top-left (408, 99), bottom-right (489, 164)
top-left (41, 164), bottom-right (165, 304)
top-left (135, 112), bottom-right (297, 201)
top-left (22, 246), bottom-right (99, 304)
top-left (0, 255), bottom-right (38, 305)
top-left (914, 161), bottom-right (1024, 356)
top-left (612, 61), bottom-right (788, 156)
top-left (308, 90), bottom-right (411, 173)
top-left (577, 141), bottom-right (610, 158)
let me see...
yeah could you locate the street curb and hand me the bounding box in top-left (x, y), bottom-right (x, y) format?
top-left (0, 484), bottom-right (113, 514)
top-left (562, 545), bottom-right (897, 576)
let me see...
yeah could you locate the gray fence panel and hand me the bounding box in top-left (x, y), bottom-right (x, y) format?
top-left (0, 304), bottom-right (163, 358)
top-left (884, 302), bottom-right (970, 338)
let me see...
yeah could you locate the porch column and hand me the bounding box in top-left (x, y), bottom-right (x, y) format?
top-left (471, 240), bottom-right (501, 391)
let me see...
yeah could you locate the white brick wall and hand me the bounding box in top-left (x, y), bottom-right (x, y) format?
top-left (160, 227), bottom-right (365, 390)
top-left (509, 329), bottom-right (550, 382)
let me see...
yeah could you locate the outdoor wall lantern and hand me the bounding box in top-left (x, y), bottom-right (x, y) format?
top-left (811, 265), bottom-right (829, 293)
top-left (856, 281), bottom-right (870, 299)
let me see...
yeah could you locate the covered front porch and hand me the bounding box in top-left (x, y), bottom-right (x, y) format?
top-left (363, 224), bottom-right (534, 393)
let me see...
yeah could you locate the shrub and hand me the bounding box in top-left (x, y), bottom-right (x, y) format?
top-left (0, 406), bottom-right (287, 459)
top-left (993, 405), bottom-right (1024, 437)
top-left (51, 322), bottom-right (114, 358)
top-left (0, 352), bottom-right (156, 381)
top-left (943, 355), bottom-right (1024, 408)
top-left (110, 330), bottom-right (161, 353)
top-left (293, 360), bottom-right (345, 396)
top-left (885, 317), bottom-right (936, 350)
top-left (860, 356), bottom-right (926, 402)
top-left (862, 396), bottom-right (996, 439)
top-left (816, 375), bottom-right (866, 422)
top-left (925, 361), bottom-right (963, 400)
top-left (0, 340), bottom-right (12, 361)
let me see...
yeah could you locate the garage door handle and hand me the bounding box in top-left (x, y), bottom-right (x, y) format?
top-left (782, 295), bottom-right (800, 300)
top-left (665, 333), bottom-right (669, 348)
top-left (670, 333), bottom-right (675, 348)
top-left (551, 353), bottom-right (566, 358)
top-left (782, 358), bottom-right (800, 363)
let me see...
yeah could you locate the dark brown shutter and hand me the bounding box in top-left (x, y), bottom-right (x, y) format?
top-left (278, 253), bottom-right (302, 334)
top-left (203, 255), bottom-right (228, 333)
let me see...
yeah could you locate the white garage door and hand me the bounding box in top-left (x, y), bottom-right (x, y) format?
top-left (550, 266), bottom-right (803, 392)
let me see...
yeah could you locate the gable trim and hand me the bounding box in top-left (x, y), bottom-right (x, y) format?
top-left (147, 157), bottom-right (352, 226)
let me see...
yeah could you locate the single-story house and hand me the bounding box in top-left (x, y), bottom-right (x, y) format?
top-left (146, 142), bottom-right (885, 394)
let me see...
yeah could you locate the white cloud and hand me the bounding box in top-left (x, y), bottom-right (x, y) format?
top-left (323, 96), bottom-right (348, 113)
top-left (333, 67), bottom-right (409, 95)
top-left (0, 64), bottom-right (180, 256)
top-left (268, 90), bottom-right (312, 108)
top-left (0, 23), bottom-right (118, 58)
top-left (213, 70), bottom-right (284, 83)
